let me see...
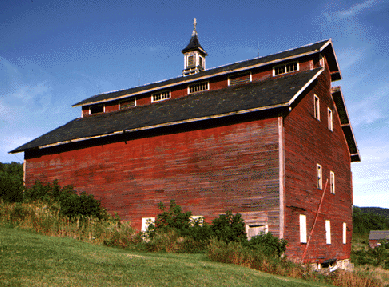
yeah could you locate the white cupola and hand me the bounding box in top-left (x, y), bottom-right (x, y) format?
top-left (182, 18), bottom-right (207, 76)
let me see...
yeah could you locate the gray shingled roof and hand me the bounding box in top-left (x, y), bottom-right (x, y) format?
top-left (182, 33), bottom-right (206, 55)
top-left (10, 68), bottom-right (322, 153)
top-left (369, 230), bottom-right (389, 240)
top-left (73, 39), bottom-right (334, 107)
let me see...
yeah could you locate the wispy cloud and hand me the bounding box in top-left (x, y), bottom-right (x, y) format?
top-left (336, 0), bottom-right (377, 18)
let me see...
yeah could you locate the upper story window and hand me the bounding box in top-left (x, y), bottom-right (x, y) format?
top-left (317, 164), bottom-right (322, 190)
top-left (189, 82), bottom-right (209, 94)
top-left (314, 94), bottom-right (320, 121)
top-left (152, 91), bottom-right (170, 102)
top-left (330, 171), bottom-right (335, 194)
top-left (90, 104), bottom-right (104, 115)
top-left (274, 62), bottom-right (298, 76)
top-left (328, 108), bottom-right (333, 131)
top-left (228, 72), bottom-right (252, 86)
top-left (300, 214), bottom-right (307, 243)
top-left (120, 98), bottom-right (136, 110)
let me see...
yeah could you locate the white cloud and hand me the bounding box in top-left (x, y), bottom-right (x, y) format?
top-left (337, 0), bottom-right (377, 18)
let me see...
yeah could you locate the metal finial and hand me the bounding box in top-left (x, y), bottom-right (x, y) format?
top-left (192, 18), bottom-right (198, 36)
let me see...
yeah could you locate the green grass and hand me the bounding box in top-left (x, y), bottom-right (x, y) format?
top-left (0, 227), bottom-right (332, 287)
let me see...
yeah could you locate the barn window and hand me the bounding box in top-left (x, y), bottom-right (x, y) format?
top-left (190, 216), bottom-right (204, 226)
top-left (246, 224), bottom-right (268, 240)
top-left (343, 222), bottom-right (347, 244)
top-left (274, 61), bottom-right (298, 76)
top-left (328, 108), bottom-right (333, 131)
top-left (188, 82), bottom-right (209, 94)
top-left (89, 104), bottom-right (104, 114)
top-left (152, 91), bottom-right (170, 102)
top-left (300, 214), bottom-right (307, 243)
top-left (317, 164), bottom-right (322, 190)
top-left (141, 217), bottom-right (155, 232)
top-left (314, 94), bottom-right (320, 121)
top-left (199, 56), bottom-right (203, 68)
top-left (120, 97), bottom-right (136, 110)
top-left (330, 171), bottom-right (335, 194)
top-left (325, 220), bottom-right (331, 244)
top-left (228, 72), bottom-right (252, 86)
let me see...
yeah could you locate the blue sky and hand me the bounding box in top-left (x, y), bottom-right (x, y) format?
top-left (1, 0), bottom-right (388, 208)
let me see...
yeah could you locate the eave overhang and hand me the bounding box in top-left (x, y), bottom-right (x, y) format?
top-left (331, 86), bottom-right (361, 162)
top-left (73, 39), bottom-right (341, 108)
top-left (10, 69), bottom-right (322, 154)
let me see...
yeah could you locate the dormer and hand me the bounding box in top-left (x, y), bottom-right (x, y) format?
top-left (182, 18), bottom-right (207, 76)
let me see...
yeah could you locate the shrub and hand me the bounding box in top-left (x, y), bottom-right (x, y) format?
top-left (245, 232), bottom-right (287, 258)
top-left (0, 162), bottom-right (24, 202)
top-left (211, 210), bottom-right (247, 243)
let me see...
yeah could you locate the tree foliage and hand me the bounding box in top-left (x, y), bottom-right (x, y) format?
top-left (0, 162), bottom-right (23, 202)
top-left (353, 206), bottom-right (389, 234)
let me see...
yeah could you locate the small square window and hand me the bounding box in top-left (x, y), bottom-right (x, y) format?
top-left (317, 164), bottom-right (322, 190)
top-left (314, 95), bottom-right (320, 121)
top-left (141, 217), bottom-right (155, 232)
top-left (330, 171), bottom-right (335, 194)
top-left (328, 108), bottom-right (333, 131)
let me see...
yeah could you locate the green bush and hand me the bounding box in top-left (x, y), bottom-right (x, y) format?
top-left (24, 180), bottom-right (108, 220)
top-left (245, 232), bottom-right (287, 258)
top-left (0, 162), bottom-right (23, 202)
top-left (211, 210), bottom-right (247, 243)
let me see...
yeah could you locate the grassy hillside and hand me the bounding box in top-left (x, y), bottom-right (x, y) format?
top-left (0, 227), bottom-right (330, 287)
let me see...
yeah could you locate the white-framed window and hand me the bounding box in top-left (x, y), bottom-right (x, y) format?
top-left (152, 91), bottom-right (170, 102)
top-left (190, 216), bottom-right (204, 226)
top-left (120, 97), bottom-right (136, 110)
top-left (228, 72), bottom-right (252, 86)
top-left (90, 104), bottom-right (105, 115)
top-left (188, 82), bottom-right (209, 94)
top-left (246, 224), bottom-right (268, 239)
top-left (300, 214), bottom-right (307, 243)
top-left (328, 108), bottom-right (333, 131)
top-left (325, 220), bottom-right (331, 244)
top-left (317, 164), bottom-right (322, 190)
top-left (314, 94), bottom-right (320, 121)
top-left (343, 222), bottom-right (347, 244)
top-left (199, 56), bottom-right (203, 68)
top-left (141, 217), bottom-right (155, 232)
top-left (273, 61), bottom-right (298, 76)
top-left (330, 171), bottom-right (335, 194)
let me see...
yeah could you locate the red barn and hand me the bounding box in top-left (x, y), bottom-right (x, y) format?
top-left (10, 22), bottom-right (360, 267)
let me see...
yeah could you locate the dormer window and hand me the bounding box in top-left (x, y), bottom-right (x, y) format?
top-left (274, 62), bottom-right (298, 76)
top-left (188, 82), bottom-right (208, 94)
top-left (90, 104), bottom-right (104, 115)
top-left (152, 91), bottom-right (170, 102)
top-left (228, 72), bottom-right (252, 86)
top-left (120, 98), bottom-right (136, 110)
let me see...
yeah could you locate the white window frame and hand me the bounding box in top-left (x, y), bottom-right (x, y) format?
top-left (328, 108), bottom-right (333, 131)
top-left (151, 91), bottom-right (171, 102)
top-left (273, 61), bottom-right (299, 76)
top-left (343, 222), bottom-right (347, 244)
top-left (190, 216), bottom-right (204, 226)
top-left (188, 81), bottom-right (209, 94)
top-left (119, 97), bottom-right (136, 109)
top-left (317, 164), bottom-right (322, 190)
top-left (141, 217), bottom-right (155, 232)
top-left (300, 214), bottom-right (307, 243)
top-left (325, 220), bottom-right (331, 245)
top-left (314, 94), bottom-right (320, 121)
top-left (330, 171), bottom-right (335, 194)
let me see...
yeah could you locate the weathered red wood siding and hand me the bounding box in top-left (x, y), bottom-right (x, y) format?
top-left (25, 115), bottom-right (281, 234)
top-left (283, 59), bottom-right (353, 263)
